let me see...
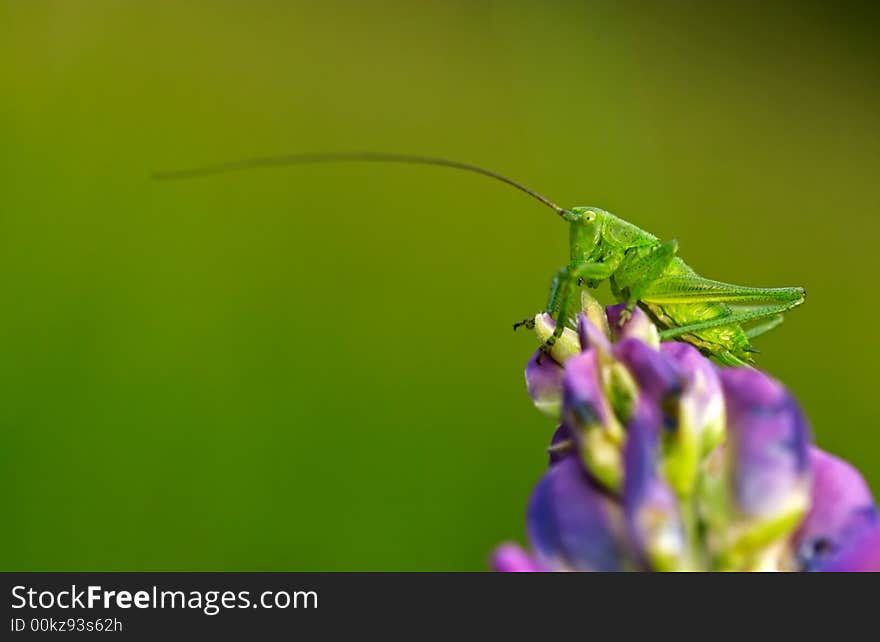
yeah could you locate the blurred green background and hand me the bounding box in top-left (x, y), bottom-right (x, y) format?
top-left (1, 1), bottom-right (878, 570)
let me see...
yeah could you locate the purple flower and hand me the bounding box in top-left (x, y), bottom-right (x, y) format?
top-left (818, 525), bottom-right (880, 572)
top-left (561, 347), bottom-right (625, 489)
top-left (548, 424), bottom-right (574, 465)
top-left (723, 369), bottom-right (811, 516)
top-left (525, 349), bottom-right (566, 419)
top-left (500, 293), bottom-right (879, 572)
top-left (701, 369), bottom-right (812, 569)
top-left (721, 369), bottom-right (811, 517)
top-left (660, 342), bottom-right (725, 495)
top-left (660, 342), bottom-right (725, 455)
top-left (527, 456), bottom-right (625, 572)
top-left (490, 543), bottom-right (543, 572)
top-left (792, 448), bottom-right (877, 570)
top-left (606, 304), bottom-right (660, 347)
top-left (622, 401), bottom-right (688, 570)
top-left (578, 310), bottom-right (613, 357)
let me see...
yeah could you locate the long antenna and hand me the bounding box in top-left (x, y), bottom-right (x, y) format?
top-left (153, 152), bottom-right (572, 219)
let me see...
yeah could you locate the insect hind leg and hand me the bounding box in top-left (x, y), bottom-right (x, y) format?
top-left (745, 314), bottom-right (784, 340)
top-left (658, 301), bottom-right (801, 340)
top-left (643, 277), bottom-right (805, 306)
top-left (715, 351), bottom-right (752, 367)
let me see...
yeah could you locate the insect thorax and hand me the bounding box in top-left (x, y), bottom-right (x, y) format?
top-left (599, 210), bottom-right (658, 250)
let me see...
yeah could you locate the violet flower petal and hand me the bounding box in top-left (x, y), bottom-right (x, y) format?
top-left (659, 342), bottom-right (726, 495)
top-left (563, 349), bottom-right (624, 489)
top-left (491, 543), bottom-right (543, 572)
top-left (525, 348), bottom-right (566, 418)
top-left (792, 447), bottom-right (877, 571)
top-left (720, 368), bottom-right (811, 521)
top-left (660, 342), bottom-right (725, 452)
top-left (527, 457), bottom-right (624, 572)
top-left (548, 424), bottom-right (575, 466)
top-left (818, 525), bottom-right (880, 572)
top-left (614, 338), bottom-right (683, 428)
top-left (577, 312), bottom-right (612, 358)
top-left (623, 401), bottom-right (687, 571)
top-left (606, 304), bottom-right (660, 347)
top-left (563, 350), bottom-right (616, 428)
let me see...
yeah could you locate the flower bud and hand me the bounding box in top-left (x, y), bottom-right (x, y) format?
top-left (660, 342), bottom-right (726, 496)
top-left (563, 350), bottom-right (625, 490)
top-left (577, 312), bottom-right (612, 362)
top-left (534, 313), bottom-right (580, 364)
top-left (661, 342), bottom-right (725, 455)
top-left (581, 290), bottom-right (611, 341)
top-left (615, 338), bottom-right (706, 498)
top-left (606, 304), bottom-right (660, 348)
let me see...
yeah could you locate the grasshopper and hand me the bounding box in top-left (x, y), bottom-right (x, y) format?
top-left (156, 153), bottom-right (805, 366)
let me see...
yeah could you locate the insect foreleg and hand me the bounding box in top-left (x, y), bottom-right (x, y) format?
top-left (568, 258), bottom-right (622, 285)
top-left (541, 259), bottom-right (621, 352)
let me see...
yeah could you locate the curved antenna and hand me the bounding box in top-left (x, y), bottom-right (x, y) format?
top-left (153, 152), bottom-right (572, 219)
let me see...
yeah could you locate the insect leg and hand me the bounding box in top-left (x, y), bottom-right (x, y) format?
top-left (642, 276), bottom-right (805, 305)
top-left (714, 351), bottom-right (752, 367)
top-left (513, 317), bottom-right (536, 331)
top-left (744, 314), bottom-right (784, 339)
top-left (568, 258), bottom-right (622, 284)
top-left (541, 260), bottom-right (620, 352)
top-left (657, 301), bottom-right (801, 340)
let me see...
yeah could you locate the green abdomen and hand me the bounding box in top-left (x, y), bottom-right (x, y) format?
top-left (641, 300), bottom-right (751, 360)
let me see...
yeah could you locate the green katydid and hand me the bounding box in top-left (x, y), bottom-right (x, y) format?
top-left (155, 153), bottom-right (805, 366)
